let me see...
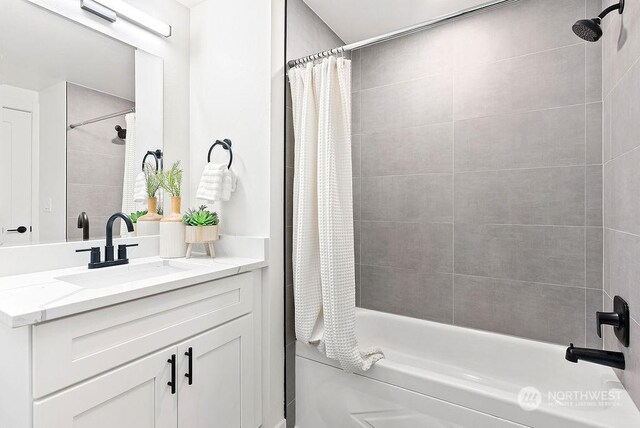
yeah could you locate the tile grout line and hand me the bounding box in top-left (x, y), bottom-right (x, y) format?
top-left (359, 42), bottom-right (586, 93)
top-left (361, 103), bottom-right (591, 138)
top-left (360, 164), bottom-right (603, 179)
top-left (452, 66), bottom-right (456, 325)
top-left (359, 265), bottom-right (597, 292)
top-left (358, 83), bottom-right (362, 307)
top-left (454, 164), bottom-right (600, 174)
top-left (603, 136), bottom-right (640, 165)
top-left (606, 226), bottom-right (640, 239)
top-left (361, 220), bottom-right (595, 228)
top-left (602, 29), bottom-right (640, 100)
top-left (584, 37), bottom-right (588, 347)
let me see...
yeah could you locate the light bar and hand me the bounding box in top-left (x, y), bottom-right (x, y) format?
top-left (81, 0), bottom-right (172, 38)
top-left (80, 0), bottom-right (116, 22)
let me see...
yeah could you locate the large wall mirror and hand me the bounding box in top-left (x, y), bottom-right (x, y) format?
top-left (0, 0), bottom-right (164, 246)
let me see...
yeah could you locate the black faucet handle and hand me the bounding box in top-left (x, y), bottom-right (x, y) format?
top-left (596, 311), bottom-right (621, 338)
top-left (76, 247), bottom-right (101, 264)
top-left (117, 243), bottom-right (139, 260)
top-left (596, 296), bottom-right (631, 347)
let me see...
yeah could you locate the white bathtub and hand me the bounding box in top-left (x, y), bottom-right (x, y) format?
top-left (295, 308), bottom-right (640, 428)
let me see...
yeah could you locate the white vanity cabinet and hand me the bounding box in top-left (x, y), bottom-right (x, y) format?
top-left (34, 346), bottom-right (178, 428)
top-left (0, 269), bottom-right (262, 428)
top-left (177, 315), bottom-right (255, 428)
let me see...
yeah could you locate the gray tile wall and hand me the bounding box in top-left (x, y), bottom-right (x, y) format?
top-left (353, 0), bottom-right (604, 349)
top-left (285, 1), bottom-right (344, 426)
top-left (66, 83), bottom-right (134, 241)
top-left (603, 0), bottom-right (640, 409)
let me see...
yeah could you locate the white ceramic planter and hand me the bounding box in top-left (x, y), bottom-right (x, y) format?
top-left (159, 221), bottom-right (187, 258)
top-left (136, 221), bottom-right (160, 236)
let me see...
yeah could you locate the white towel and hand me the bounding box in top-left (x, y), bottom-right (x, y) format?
top-left (196, 162), bottom-right (237, 202)
top-left (133, 171), bottom-right (147, 203)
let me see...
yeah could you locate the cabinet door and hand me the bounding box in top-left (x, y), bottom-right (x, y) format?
top-left (34, 347), bottom-right (178, 428)
top-left (177, 315), bottom-right (255, 428)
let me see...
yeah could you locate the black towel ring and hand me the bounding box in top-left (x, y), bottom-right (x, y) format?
top-left (142, 149), bottom-right (163, 172)
top-left (207, 139), bottom-right (233, 169)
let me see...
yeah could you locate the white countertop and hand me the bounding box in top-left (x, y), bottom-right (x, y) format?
top-left (0, 255), bottom-right (267, 328)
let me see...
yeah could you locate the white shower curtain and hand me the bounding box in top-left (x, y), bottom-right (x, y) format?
top-left (288, 57), bottom-right (383, 372)
top-left (120, 113), bottom-right (136, 236)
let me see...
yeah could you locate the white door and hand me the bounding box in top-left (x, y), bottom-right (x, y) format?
top-left (177, 315), bottom-right (255, 428)
top-left (0, 107), bottom-right (32, 245)
top-left (33, 347), bottom-right (178, 428)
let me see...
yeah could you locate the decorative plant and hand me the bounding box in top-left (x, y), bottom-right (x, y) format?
top-left (143, 162), bottom-right (162, 198)
top-left (183, 205), bottom-right (219, 227)
top-left (160, 161), bottom-right (183, 197)
top-left (130, 210), bottom-right (148, 223)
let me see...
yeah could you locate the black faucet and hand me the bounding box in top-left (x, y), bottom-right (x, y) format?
top-left (76, 212), bottom-right (138, 269)
top-left (565, 296), bottom-right (630, 370)
top-left (77, 212), bottom-right (90, 241)
top-left (105, 212), bottom-right (134, 261)
top-left (565, 343), bottom-right (625, 370)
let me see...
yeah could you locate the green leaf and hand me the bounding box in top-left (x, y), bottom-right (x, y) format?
top-left (143, 162), bottom-right (162, 197)
top-left (159, 161), bottom-right (183, 197)
top-left (130, 210), bottom-right (148, 223)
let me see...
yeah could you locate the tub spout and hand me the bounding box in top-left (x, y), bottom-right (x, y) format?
top-left (565, 343), bottom-right (625, 370)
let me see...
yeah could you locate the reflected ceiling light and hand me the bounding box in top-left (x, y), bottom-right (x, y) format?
top-left (81, 0), bottom-right (172, 38)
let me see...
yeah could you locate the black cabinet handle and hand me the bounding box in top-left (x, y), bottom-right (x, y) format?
top-left (7, 226), bottom-right (27, 233)
top-left (167, 354), bottom-right (176, 394)
top-left (185, 347), bottom-right (193, 385)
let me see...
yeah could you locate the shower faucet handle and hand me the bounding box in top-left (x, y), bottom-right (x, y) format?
top-left (596, 296), bottom-right (630, 347)
top-left (596, 311), bottom-right (621, 337)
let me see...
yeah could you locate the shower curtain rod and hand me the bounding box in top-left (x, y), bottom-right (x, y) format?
top-left (287, 0), bottom-right (520, 67)
top-left (68, 107), bottom-right (136, 129)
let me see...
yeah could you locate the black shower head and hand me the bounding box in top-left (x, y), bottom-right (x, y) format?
top-left (115, 125), bottom-right (127, 140)
top-left (111, 125), bottom-right (127, 145)
top-left (573, 0), bottom-right (624, 42)
top-left (573, 18), bottom-right (603, 42)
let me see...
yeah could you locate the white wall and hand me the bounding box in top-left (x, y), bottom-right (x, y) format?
top-left (26, 0), bottom-right (191, 211)
top-left (0, 84), bottom-right (41, 244)
top-left (38, 82), bottom-right (66, 243)
top-left (189, 0), bottom-right (271, 236)
top-left (190, 0), bottom-right (285, 426)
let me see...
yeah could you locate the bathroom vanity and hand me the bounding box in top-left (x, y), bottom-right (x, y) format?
top-left (0, 249), bottom-right (266, 428)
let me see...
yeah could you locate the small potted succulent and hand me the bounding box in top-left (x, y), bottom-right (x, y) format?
top-left (130, 210), bottom-right (148, 223)
top-left (183, 205), bottom-right (219, 258)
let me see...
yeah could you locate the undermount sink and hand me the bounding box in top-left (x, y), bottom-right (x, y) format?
top-left (55, 260), bottom-right (199, 289)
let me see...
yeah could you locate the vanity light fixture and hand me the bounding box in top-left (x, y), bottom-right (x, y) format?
top-left (81, 0), bottom-right (116, 23)
top-left (81, 0), bottom-right (172, 38)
